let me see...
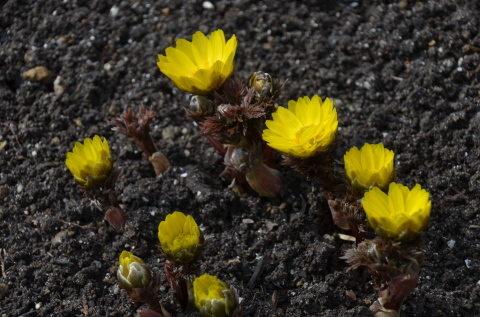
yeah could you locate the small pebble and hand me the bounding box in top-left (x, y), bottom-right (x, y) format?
top-left (17, 184), bottom-right (23, 193)
top-left (465, 259), bottom-right (471, 268)
top-left (23, 66), bottom-right (52, 83)
top-left (51, 137), bottom-right (61, 146)
top-left (110, 6), bottom-right (119, 17)
top-left (447, 240), bottom-right (455, 249)
top-left (53, 76), bottom-right (66, 95)
top-left (202, 1), bottom-right (214, 9)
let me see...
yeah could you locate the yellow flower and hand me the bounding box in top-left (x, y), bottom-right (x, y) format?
top-left (193, 274), bottom-right (235, 317)
top-left (362, 182), bottom-right (432, 242)
top-left (157, 29), bottom-right (237, 95)
top-left (158, 211), bottom-right (204, 263)
top-left (262, 95), bottom-right (338, 158)
top-left (344, 143), bottom-right (396, 192)
top-left (117, 251), bottom-right (152, 290)
top-left (65, 135), bottom-right (114, 189)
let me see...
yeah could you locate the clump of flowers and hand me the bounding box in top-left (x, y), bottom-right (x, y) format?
top-left (157, 29), bottom-right (285, 197)
top-left (157, 29), bottom-right (237, 96)
top-left (117, 251), bottom-right (170, 316)
top-left (65, 135), bottom-right (127, 231)
top-left (192, 274), bottom-right (240, 317)
top-left (329, 143), bottom-right (396, 239)
top-left (344, 143), bottom-right (396, 193)
top-left (363, 182), bottom-right (431, 243)
top-left (158, 211), bottom-right (205, 311)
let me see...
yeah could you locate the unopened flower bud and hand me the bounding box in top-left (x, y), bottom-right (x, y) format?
top-left (248, 71), bottom-right (272, 98)
top-left (158, 211), bottom-right (205, 264)
top-left (149, 151), bottom-right (171, 176)
top-left (216, 104), bottom-right (234, 126)
top-left (193, 274), bottom-right (236, 317)
top-left (344, 143), bottom-right (396, 193)
top-left (189, 95), bottom-right (213, 116)
top-left (65, 135), bottom-right (114, 189)
top-left (245, 161), bottom-right (283, 198)
top-left (230, 148), bottom-right (250, 173)
top-left (117, 251), bottom-right (152, 290)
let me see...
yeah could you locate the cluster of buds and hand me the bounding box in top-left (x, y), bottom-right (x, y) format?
top-left (116, 212), bottom-right (241, 316)
top-left (157, 29), bottom-right (285, 197)
top-left (65, 135), bottom-right (128, 231)
top-left (157, 211), bottom-right (241, 316)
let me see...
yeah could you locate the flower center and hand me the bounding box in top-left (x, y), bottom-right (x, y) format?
top-left (173, 233), bottom-right (198, 250)
top-left (189, 61), bottom-right (212, 77)
top-left (295, 125), bottom-right (321, 148)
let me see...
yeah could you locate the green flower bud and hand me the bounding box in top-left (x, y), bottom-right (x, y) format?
top-left (117, 251), bottom-right (152, 290)
top-left (193, 274), bottom-right (236, 317)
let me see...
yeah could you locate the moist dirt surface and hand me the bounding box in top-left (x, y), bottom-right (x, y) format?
top-left (1, 0), bottom-right (480, 316)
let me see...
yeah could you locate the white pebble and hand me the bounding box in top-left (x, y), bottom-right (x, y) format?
top-left (465, 259), bottom-right (471, 268)
top-left (110, 6), bottom-right (119, 17)
top-left (202, 1), bottom-right (214, 9)
top-left (17, 184), bottom-right (23, 193)
top-left (447, 240), bottom-right (455, 249)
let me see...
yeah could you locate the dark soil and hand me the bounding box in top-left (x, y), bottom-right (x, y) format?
top-left (1, 0), bottom-right (480, 316)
